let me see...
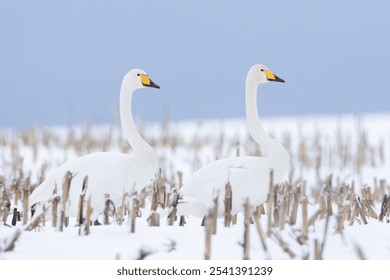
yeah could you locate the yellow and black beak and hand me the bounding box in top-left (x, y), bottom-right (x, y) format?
top-left (141, 74), bottom-right (160, 89)
top-left (264, 69), bottom-right (285, 83)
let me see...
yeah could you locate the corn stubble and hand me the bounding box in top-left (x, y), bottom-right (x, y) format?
top-left (0, 116), bottom-right (389, 259)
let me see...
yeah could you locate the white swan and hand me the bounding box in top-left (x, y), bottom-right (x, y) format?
top-left (176, 64), bottom-right (289, 217)
top-left (29, 69), bottom-right (160, 221)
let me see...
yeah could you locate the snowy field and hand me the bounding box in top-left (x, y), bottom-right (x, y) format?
top-left (0, 113), bottom-right (390, 260)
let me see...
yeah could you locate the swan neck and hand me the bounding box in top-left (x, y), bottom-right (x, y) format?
top-left (245, 80), bottom-right (270, 148)
top-left (120, 84), bottom-right (152, 154)
top-left (245, 79), bottom-right (284, 158)
top-left (245, 72), bottom-right (290, 181)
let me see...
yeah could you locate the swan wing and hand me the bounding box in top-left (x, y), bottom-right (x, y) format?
top-left (29, 152), bottom-right (157, 217)
top-left (178, 156), bottom-right (273, 216)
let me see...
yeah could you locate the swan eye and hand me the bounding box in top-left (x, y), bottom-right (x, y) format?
top-left (261, 69), bottom-right (264, 72)
top-left (137, 74), bottom-right (140, 76)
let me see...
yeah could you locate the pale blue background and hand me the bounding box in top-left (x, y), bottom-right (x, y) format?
top-left (1, 0), bottom-right (389, 127)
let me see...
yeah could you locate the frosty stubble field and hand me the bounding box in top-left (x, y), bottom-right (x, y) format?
top-left (0, 113), bottom-right (389, 260)
top-left (0, 65), bottom-right (390, 259)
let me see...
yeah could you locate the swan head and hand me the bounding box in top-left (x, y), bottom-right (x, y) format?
top-left (123, 69), bottom-right (160, 90)
top-left (248, 64), bottom-right (285, 85)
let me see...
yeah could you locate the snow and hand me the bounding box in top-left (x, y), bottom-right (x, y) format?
top-left (1, 113), bottom-right (390, 260)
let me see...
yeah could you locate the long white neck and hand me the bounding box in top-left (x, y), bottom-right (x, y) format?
top-left (120, 82), bottom-right (153, 154)
top-left (245, 77), bottom-right (287, 160)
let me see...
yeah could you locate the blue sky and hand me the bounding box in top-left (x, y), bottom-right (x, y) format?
top-left (1, 0), bottom-right (389, 127)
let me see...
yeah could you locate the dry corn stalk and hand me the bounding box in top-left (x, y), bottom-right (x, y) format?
top-left (232, 214), bottom-right (237, 225)
top-left (253, 211), bottom-right (268, 254)
top-left (168, 189), bottom-right (179, 226)
top-left (204, 211), bottom-right (213, 260)
top-left (22, 176), bottom-right (30, 225)
top-left (224, 181), bottom-right (232, 227)
top-left (298, 197), bottom-right (308, 244)
top-left (256, 204), bottom-right (265, 215)
top-left (243, 198), bottom-right (251, 260)
top-left (0, 227), bottom-right (23, 252)
top-left (271, 229), bottom-right (295, 258)
top-left (58, 171), bottom-right (72, 232)
top-left (25, 204), bottom-right (50, 231)
top-left (314, 239), bottom-right (321, 260)
top-left (279, 195), bottom-right (287, 230)
top-left (379, 194), bottom-right (390, 222)
top-left (81, 196), bottom-right (93, 236)
top-left (289, 186), bottom-right (300, 225)
top-left (76, 176), bottom-right (88, 225)
top-left (147, 211), bottom-right (160, 227)
top-left (179, 215), bottom-right (186, 226)
top-left (2, 201), bottom-right (10, 225)
top-left (103, 194), bottom-right (115, 225)
top-left (131, 197), bottom-right (139, 233)
top-left (353, 243), bottom-right (366, 260)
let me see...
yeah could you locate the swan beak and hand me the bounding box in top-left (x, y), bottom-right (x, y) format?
top-left (264, 70), bottom-right (285, 83)
top-left (141, 74), bottom-right (160, 89)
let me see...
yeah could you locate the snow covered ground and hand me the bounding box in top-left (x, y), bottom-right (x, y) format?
top-left (0, 113), bottom-right (390, 260)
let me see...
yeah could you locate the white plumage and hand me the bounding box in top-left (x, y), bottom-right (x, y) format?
top-left (177, 64), bottom-right (289, 217)
top-left (29, 69), bottom-right (160, 221)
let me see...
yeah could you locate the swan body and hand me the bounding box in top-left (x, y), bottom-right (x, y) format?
top-left (177, 64), bottom-right (289, 217)
top-left (29, 69), bottom-right (160, 221)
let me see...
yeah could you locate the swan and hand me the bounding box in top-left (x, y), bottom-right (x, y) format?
top-left (29, 69), bottom-right (160, 222)
top-left (176, 64), bottom-right (289, 217)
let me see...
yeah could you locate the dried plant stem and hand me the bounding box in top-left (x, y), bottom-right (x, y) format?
top-left (151, 188), bottom-right (158, 211)
top-left (279, 196), bottom-right (287, 230)
top-left (354, 243), bottom-right (366, 260)
top-left (168, 190), bottom-right (179, 226)
top-left (76, 176), bottom-right (88, 225)
top-left (103, 194), bottom-right (115, 225)
top-left (58, 171), bottom-right (72, 232)
top-left (253, 211), bottom-right (268, 254)
top-left (299, 197), bottom-right (308, 244)
top-left (83, 196), bottom-right (93, 235)
top-left (257, 204), bottom-right (265, 215)
top-left (379, 195), bottom-right (390, 222)
top-left (224, 182), bottom-right (232, 227)
top-left (243, 198), bottom-right (251, 260)
top-left (326, 191), bottom-right (333, 216)
top-left (319, 215), bottom-right (330, 258)
top-left (179, 215), bottom-right (186, 226)
top-left (22, 177), bottom-right (30, 225)
top-left (42, 205), bottom-right (46, 227)
top-left (1, 227), bottom-right (22, 252)
top-left (271, 229), bottom-right (295, 258)
top-left (314, 239), bottom-right (321, 260)
top-left (131, 197), bottom-right (139, 233)
top-left (26, 204), bottom-right (50, 231)
top-left (289, 186), bottom-right (300, 226)
top-left (147, 211), bottom-right (160, 227)
top-left (319, 193), bottom-right (326, 218)
top-left (2, 201), bottom-right (10, 225)
top-left (204, 213), bottom-right (212, 260)
top-left (308, 209), bottom-right (321, 227)
top-left (232, 214), bottom-right (237, 225)
top-left (117, 192), bottom-right (128, 225)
